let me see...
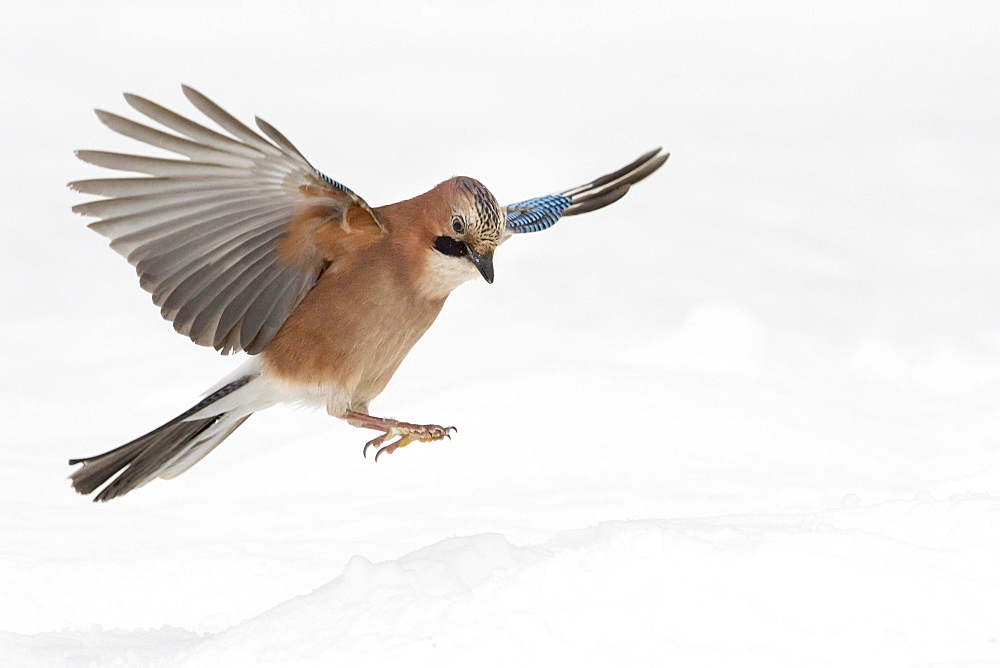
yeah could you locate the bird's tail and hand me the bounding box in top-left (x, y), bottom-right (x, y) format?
top-left (69, 368), bottom-right (261, 502)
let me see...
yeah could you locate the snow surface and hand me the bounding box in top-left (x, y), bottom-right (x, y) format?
top-left (2, 1), bottom-right (1000, 666)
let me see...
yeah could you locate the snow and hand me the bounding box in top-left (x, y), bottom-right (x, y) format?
top-left (2, 1), bottom-right (1000, 666)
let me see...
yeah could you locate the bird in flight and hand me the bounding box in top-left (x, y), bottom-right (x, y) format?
top-left (68, 85), bottom-right (668, 501)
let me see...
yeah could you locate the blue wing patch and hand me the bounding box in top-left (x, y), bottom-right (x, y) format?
top-left (503, 148), bottom-right (668, 235)
top-left (316, 170), bottom-right (356, 197)
top-left (504, 194), bottom-right (572, 234)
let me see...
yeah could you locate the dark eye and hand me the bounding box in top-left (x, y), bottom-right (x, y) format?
top-left (434, 236), bottom-right (467, 257)
top-left (451, 216), bottom-right (466, 234)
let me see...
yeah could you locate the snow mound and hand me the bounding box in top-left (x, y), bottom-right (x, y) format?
top-left (188, 501), bottom-right (1000, 666)
top-left (8, 498), bottom-right (997, 667)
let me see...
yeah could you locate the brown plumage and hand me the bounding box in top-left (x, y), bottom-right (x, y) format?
top-left (67, 86), bottom-right (668, 501)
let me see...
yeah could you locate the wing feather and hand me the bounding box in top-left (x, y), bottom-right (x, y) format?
top-left (213, 259), bottom-right (290, 346)
top-left (123, 93), bottom-right (266, 159)
top-left (72, 85), bottom-right (383, 354)
top-left (75, 150), bottom-right (242, 178)
top-left (255, 116), bottom-right (316, 169)
top-left (181, 85), bottom-right (286, 157)
top-left (97, 195), bottom-right (284, 253)
top-left (504, 148), bottom-right (668, 235)
top-left (186, 248), bottom-right (280, 344)
top-left (70, 176), bottom-right (250, 198)
top-left (243, 271), bottom-right (312, 354)
top-left (132, 204), bottom-right (292, 282)
top-left (93, 110), bottom-right (258, 168)
top-left (160, 226), bottom-right (286, 318)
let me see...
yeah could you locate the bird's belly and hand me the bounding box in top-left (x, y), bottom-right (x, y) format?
top-left (261, 282), bottom-right (446, 418)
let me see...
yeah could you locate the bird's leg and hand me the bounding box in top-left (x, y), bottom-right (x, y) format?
top-left (344, 410), bottom-right (456, 462)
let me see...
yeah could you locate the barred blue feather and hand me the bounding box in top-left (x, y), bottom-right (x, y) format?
top-left (317, 170), bottom-right (356, 197)
top-left (505, 194), bottom-right (572, 234)
top-left (503, 148), bottom-right (668, 235)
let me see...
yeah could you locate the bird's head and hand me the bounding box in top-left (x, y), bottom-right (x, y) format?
top-left (428, 176), bottom-right (503, 286)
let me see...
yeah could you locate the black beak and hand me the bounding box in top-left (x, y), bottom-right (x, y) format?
top-left (465, 244), bottom-right (495, 284)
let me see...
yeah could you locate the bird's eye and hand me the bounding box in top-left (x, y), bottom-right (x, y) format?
top-left (434, 236), bottom-right (467, 258)
top-left (451, 216), bottom-right (466, 234)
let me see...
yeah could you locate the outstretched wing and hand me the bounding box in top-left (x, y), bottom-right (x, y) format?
top-left (504, 147), bottom-right (668, 234)
top-left (71, 85), bottom-right (384, 355)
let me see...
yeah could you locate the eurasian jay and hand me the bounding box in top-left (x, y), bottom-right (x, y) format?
top-left (68, 86), bottom-right (668, 501)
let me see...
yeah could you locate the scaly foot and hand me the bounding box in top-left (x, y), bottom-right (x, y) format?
top-left (344, 410), bottom-right (456, 462)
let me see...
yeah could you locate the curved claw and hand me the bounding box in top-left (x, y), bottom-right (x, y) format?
top-left (363, 433), bottom-right (389, 459)
top-left (374, 438), bottom-right (403, 463)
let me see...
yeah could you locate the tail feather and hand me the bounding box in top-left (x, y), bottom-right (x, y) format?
top-left (158, 415), bottom-right (250, 479)
top-left (69, 375), bottom-right (255, 502)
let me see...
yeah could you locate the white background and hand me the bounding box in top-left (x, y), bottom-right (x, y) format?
top-left (2, 1), bottom-right (999, 665)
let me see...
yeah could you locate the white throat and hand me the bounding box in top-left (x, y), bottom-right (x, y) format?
top-left (419, 249), bottom-right (480, 300)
